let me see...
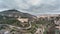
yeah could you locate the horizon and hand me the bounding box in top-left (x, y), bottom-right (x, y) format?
top-left (0, 9), bottom-right (60, 16)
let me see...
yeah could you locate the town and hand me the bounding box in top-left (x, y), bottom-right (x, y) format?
top-left (0, 10), bottom-right (60, 34)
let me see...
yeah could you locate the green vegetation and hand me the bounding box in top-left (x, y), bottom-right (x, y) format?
top-left (0, 16), bottom-right (22, 27)
top-left (0, 26), bottom-right (5, 30)
top-left (0, 19), bottom-right (19, 25)
top-left (0, 15), bottom-right (58, 34)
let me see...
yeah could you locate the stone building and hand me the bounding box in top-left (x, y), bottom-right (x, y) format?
top-left (35, 25), bottom-right (45, 34)
top-left (17, 16), bottom-right (29, 23)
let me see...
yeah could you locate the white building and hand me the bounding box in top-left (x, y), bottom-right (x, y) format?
top-left (17, 16), bottom-right (29, 23)
top-left (55, 19), bottom-right (60, 30)
top-left (35, 28), bottom-right (44, 34)
top-left (35, 25), bottom-right (45, 34)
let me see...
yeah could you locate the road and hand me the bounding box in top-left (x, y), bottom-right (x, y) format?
top-left (0, 21), bottom-right (32, 30)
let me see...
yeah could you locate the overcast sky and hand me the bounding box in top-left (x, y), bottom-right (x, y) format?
top-left (0, 0), bottom-right (60, 15)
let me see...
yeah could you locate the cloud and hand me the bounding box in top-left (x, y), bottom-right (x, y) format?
top-left (0, 0), bottom-right (60, 15)
top-left (26, 0), bottom-right (42, 5)
top-left (0, 0), bottom-right (32, 10)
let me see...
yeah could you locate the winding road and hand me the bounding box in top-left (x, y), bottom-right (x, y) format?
top-left (0, 21), bottom-right (32, 30)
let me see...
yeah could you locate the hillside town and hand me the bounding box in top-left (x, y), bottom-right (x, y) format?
top-left (0, 10), bottom-right (60, 34)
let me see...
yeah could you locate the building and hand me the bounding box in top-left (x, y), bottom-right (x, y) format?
top-left (0, 30), bottom-right (10, 34)
top-left (35, 28), bottom-right (44, 34)
top-left (55, 19), bottom-right (60, 30)
top-left (35, 25), bottom-right (45, 34)
top-left (17, 16), bottom-right (29, 23)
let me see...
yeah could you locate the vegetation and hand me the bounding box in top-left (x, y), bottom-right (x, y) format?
top-left (0, 26), bottom-right (5, 30)
top-left (0, 14), bottom-right (59, 34)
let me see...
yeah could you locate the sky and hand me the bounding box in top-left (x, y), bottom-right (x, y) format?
top-left (0, 0), bottom-right (60, 15)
